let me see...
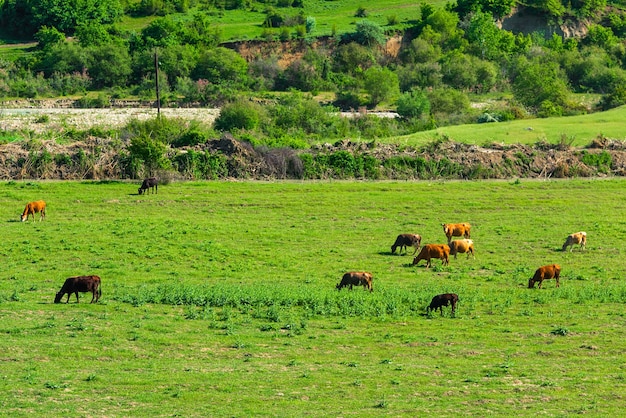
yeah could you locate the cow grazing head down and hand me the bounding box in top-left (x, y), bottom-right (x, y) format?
top-left (449, 239), bottom-right (475, 259)
top-left (391, 234), bottom-right (421, 255)
top-left (427, 293), bottom-right (459, 316)
top-left (528, 264), bottom-right (561, 289)
top-left (562, 232), bottom-right (586, 252)
top-left (336, 272), bottom-right (373, 292)
top-left (54, 275), bottom-right (102, 304)
top-left (21, 200), bottom-right (46, 222)
top-left (413, 244), bottom-right (450, 268)
top-left (138, 177), bottom-right (158, 195)
top-left (442, 223), bottom-right (471, 243)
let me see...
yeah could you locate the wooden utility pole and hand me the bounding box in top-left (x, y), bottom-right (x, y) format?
top-left (154, 50), bottom-right (161, 117)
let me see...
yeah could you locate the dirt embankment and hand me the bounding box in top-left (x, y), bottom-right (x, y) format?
top-left (2, 132), bottom-right (626, 181)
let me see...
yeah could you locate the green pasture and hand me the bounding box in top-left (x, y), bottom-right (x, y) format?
top-left (388, 105), bottom-right (626, 148)
top-left (1, 179), bottom-right (625, 416)
top-left (118, 0), bottom-right (436, 41)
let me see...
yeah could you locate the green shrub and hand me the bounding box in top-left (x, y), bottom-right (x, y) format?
top-left (214, 99), bottom-right (263, 131)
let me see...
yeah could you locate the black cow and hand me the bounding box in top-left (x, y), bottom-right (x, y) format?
top-left (138, 177), bottom-right (158, 195)
top-left (54, 275), bottom-right (102, 304)
top-left (427, 293), bottom-right (458, 316)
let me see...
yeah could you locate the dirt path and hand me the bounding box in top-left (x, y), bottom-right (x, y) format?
top-left (0, 108), bottom-right (220, 133)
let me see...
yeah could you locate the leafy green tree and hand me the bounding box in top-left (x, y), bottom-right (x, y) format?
top-left (192, 47), bottom-right (249, 88)
top-left (34, 26), bottom-right (65, 50)
top-left (214, 99), bottom-right (263, 131)
top-left (348, 20), bottom-right (386, 47)
top-left (34, 0), bottom-right (122, 35)
top-left (332, 42), bottom-right (376, 76)
top-left (401, 37), bottom-right (441, 64)
top-left (421, 9), bottom-right (466, 52)
top-left (396, 88), bottom-right (431, 119)
top-left (466, 10), bottom-right (514, 60)
top-left (454, 0), bottom-right (516, 18)
top-left (585, 25), bottom-right (619, 49)
top-left (128, 133), bottom-right (169, 176)
top-left (87, 43), bottom-right (132, 88)
top-left (397, 62), bottom-right (443, 91)
top-left (511, 56), bottom-right (570, 110)
top-left (34, 42), bottom-right (90, 77)
top-left (363, 66), bottom-right (399, 106)
top-left (75, 23), bottom-right (112, 47)
top-left (141, 16), bottom-right (181, 49)
top-left (427, 87), bottom-right (470, 115)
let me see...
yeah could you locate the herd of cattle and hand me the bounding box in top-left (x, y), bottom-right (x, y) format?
top-left (339, 223), bottom-right (588, 316)
top-left (19, 181), bottom-right (588, 315)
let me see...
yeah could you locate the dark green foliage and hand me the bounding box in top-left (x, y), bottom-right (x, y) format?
top-left (172, 149), bottom-right (228, 179)
top-left (0, 0), bottom-right (123, 38)
top-left (581, 150), bottom-right (612, 173)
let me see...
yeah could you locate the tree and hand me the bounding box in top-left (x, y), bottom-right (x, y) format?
top-left (128, 134), bottom-right (168, 176)
top-left (34, 26), bottom-right (65, 50)
top-left (363, 66), bottom-right (399, 106)
top-left (87, 42), bottom-right (131, 88)
top-left (214, 99), bottom-right (263, 131)
top-left (512, 57), bottom-right (570, 111)
top-left (332, 42), bottom-right (376, 76)
top-left (396, 88), bottom-right (431, 119)
top-left (192, 47), bottom-right (249, 88)
top-left (348, 20), bottom-right (386, 47)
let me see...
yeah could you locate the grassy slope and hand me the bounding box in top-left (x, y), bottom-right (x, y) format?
top-left (0, 179), bottom-right (625, 415)
top-left (385, 105), bottom-right (626, 148)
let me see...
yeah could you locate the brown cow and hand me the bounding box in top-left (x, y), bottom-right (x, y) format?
top-left (138, 177), bottom-right (158, 195)
top-left (562, 232), bottom-right (586, 252)
top-left (427, 293), bottom-right (459, 316)
top-left (528, 264), bottom-right (561, 289)
top-left (412, 244), bottom-right (450, 268)
top-left (442, 223), bottom-right (471, 243)
top-left (21, 200), bottom-right (46, 222)
top-left (391, 234), bottom-right (422, 255)
top-left (449, 239), bottom-right (475, 259)
top-left (54, 275), bottom-right (102, 303)
top-left (336, 272), bottom-right (373, 292)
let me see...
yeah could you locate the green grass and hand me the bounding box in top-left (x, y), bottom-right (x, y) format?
top-left (1, 179), bottom-right (626, 415)
top-left (387, 105), bottom-right (626, 148)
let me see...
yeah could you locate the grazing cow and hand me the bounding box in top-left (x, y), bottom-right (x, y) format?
top-left (336, 272), bottom-right (373, 292)
top-left (413, 244), bottom-right (450, 268)
top-left (138, 177), bottom-right (158, 195)
top-left (442, 223), bottom-right (471, 243)
top-left (449, 239), bottom-right (475, 259)
top-left (54, 275), bottom-right (102, 303)
top-left (391, 234), bottom-right (422, 255)
top-left (427, 293), bottom-right (459, 316)
top-left (562, 231), bottom-right (587, 252)
top-left (21, 200), bottom-right (46, 222)
top-left (528, 264), bottom-right (561, 289)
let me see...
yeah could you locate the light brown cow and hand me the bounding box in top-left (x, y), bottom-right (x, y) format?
top-left (562, 232), bottom-right (586, 252)
top-left (449, 239), bottom-right (475, 259)
top-left (21, 200), bottom-right (46, 222)
top-left (412, 244), bottom-right (450, 268)
top-left (336, 272), bottom-right (373, 292)
top-left (442, 223), bottom-right (471, 243)
top-left (391, 234), bottom-right (421, 255)
top-left (528, 264), bottom-right (561, 289)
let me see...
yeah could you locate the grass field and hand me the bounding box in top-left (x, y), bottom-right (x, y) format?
top-left (1, 179), bottom-right (626, 416)
top-left (388, 105), bottom-right (626, 148)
